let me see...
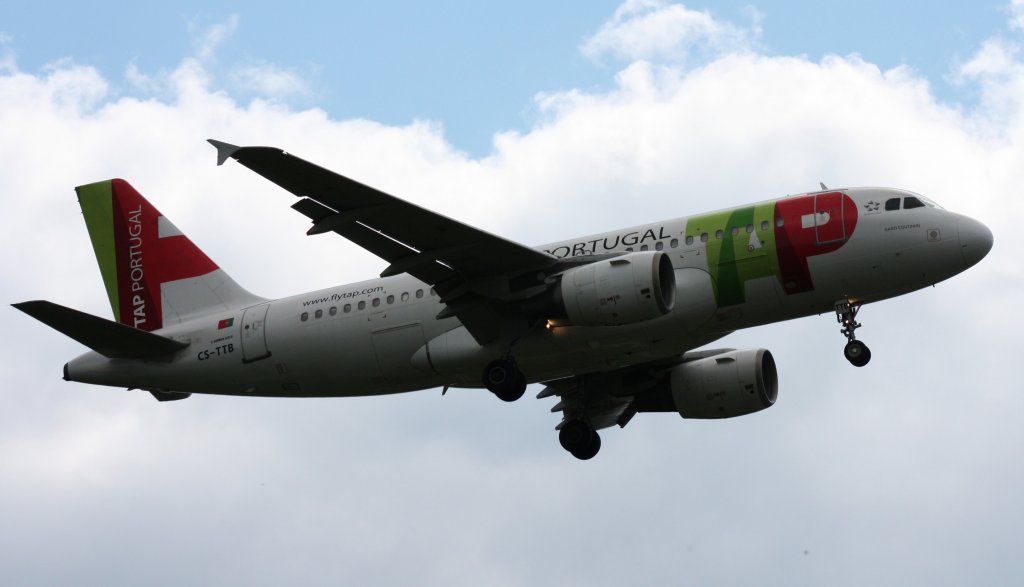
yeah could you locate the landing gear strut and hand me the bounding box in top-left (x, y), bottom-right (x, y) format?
top-left (835, 300), bottom-right (871, 367)
top-left (482, 358), bottom-right (527, 402)
top-left (559, 420), bottom-right (601, 460)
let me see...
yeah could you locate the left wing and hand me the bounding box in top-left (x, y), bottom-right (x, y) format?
top-left (208, 140), bottom-right (558, 343)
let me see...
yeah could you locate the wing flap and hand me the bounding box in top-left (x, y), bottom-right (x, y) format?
top-left (540, 374), bottom-right (636, 432)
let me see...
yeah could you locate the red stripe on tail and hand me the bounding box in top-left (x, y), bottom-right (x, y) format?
top-left (110, 180), bottom-right (218, 331)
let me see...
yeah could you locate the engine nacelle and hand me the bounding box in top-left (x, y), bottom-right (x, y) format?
top-left (554, 251), bottom-right (676, 326)
top-left (670, 348), bottom-right (778, 419)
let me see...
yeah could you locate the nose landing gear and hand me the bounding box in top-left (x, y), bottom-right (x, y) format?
top-left (835, 300), bottom-right (871, 367)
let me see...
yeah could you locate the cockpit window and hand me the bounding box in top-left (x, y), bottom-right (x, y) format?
top-left (904, 196), bottom-right (925, 209)
top-left (885, 198), bottom-right (901, 211)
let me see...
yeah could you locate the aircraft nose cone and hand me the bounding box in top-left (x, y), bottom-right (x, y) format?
top-left (959, 216), bottom-right (993, 268)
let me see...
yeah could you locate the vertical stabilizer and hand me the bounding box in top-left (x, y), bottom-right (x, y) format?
top-left (76, 179), bottom-right (262, 331)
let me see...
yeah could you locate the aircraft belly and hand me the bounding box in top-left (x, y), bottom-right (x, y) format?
top-left (420, 311), bottom-right (708, 386)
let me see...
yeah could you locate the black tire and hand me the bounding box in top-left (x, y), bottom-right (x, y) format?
top-left (559, 420), bottom-right (594, 453)
top-left (494, 371), bottom-right (527, 402)
top-left (560, 420), bottom-right (601, 459)
top-left (483, 359), bottom-right (513, 392)
top-left (483, 359), bottom-right (526, 401)
top-left (844, 340), bottom-right (871, 367)
top-left (571, 432), bottom-right (601, 460)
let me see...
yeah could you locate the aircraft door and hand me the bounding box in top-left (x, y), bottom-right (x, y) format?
top-left (372, 322), bottom-right (426, 386)
top-left (241, 303), bottom-right (272, 362)
top-left (813, 191), bottom-right (848, 245)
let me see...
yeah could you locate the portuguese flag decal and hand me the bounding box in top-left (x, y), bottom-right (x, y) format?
top-left (218, 317), bottom-right (235, 329)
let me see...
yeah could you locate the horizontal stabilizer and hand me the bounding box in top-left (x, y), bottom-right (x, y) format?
top-left (12, 300), bottom-right (189, 359)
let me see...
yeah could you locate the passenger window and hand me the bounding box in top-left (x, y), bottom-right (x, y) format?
top-left (343, 303), bottom-right (352, 313)
top-left (776, 218), bottom-right (784, 228)
top-left (670, 238), bottom-right (678, 248)
top-left (372, 298), bottom-right (381, 307)
top-left (415, 289), bottom-right (424, 299)
top-left (401, 292), bottom-right (410, 302)
top-left (885, 198), bottom-right (901, 211)
top-left (386, 294), bottom-right (395, 304)
top-left (700, 233), bottom-right (709, 243)
top-left (904, 196), bottom-right (925, 209)
top-left (731, 227), bottom-right (739, 236)
top-left (746, 224), bottom-right (754, 233)
top-left (329, 306), bottom-right (337, 316)
top-left (314, 309), bottom-right (323, 319)
top-left (715, 229), bottom-right (723, 239)
top-left (640, 244), bottom-right (649, 251)
top-left (655, 242), bottom-right (664, 251)
top-left (429, 288), bottom-right (436, 296)
top-left (761, 220), bottom-right (769, 231)
top-left (626, 247), bottom-right (634, 252)
top-left (685, 235), bottom-right (694, 245)
top-left (300, 312), bottom-right (309, 322)
top-left (357, 301), bottom-right (366, 310)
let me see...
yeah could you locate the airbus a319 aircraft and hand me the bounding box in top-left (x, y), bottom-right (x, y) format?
top-left (14, 140), bottom-right (993, 459)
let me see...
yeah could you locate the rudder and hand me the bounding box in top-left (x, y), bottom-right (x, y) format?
top-left (77, 179), bottom-right (262, 331)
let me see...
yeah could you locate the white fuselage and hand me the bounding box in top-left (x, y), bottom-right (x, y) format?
top-left (65, 187), bottom-right (989, 397)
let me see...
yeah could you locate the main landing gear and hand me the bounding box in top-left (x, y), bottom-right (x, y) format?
top-left (835, 300), bottom-right (871, 367)
top-left (482, 358), bottom-right (527, 402)
top-left (559, 420), bottom-right (601, 460)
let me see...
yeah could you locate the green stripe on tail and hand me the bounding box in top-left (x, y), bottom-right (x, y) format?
top-left (76, 180), bottom-right (120, 321)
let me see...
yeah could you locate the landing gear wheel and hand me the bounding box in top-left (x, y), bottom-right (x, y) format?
top-left (572, 433), bottom-right (601, 461)
top-left (494, 371), bottom-right (527, 402)
top-left (482, 359), bottom-right (526, 402)
top-left (835, 300), bottom-right (871, 368)
top-left (559, 420), bottom-right (601, 460)
top-left (844, 340), bottom-right (871, 367)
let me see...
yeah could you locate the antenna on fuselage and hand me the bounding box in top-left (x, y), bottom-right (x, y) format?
top-left (819, 182), bottom-right (828, 190)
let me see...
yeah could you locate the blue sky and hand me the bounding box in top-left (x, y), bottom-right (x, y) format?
top-left (2, 1), bottom-right (1015, 154)
top-left (3, 2), bottom-right (1023, 586)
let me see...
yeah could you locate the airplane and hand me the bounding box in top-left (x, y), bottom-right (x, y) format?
top-left (13, 140), bottom-right (994, 460)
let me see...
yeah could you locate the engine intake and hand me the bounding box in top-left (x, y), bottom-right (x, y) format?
top-left (669, 348), bottom-right (778, 419)
top-left (548, 251), bottom-right (676, 326)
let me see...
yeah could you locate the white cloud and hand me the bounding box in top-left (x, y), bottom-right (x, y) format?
top-left (189, 13), bottom-right (239, 62)
top-left (124, 61), bottom-right (161, 94)
top-left (230, 62), bottom-right (309, 99)
top-left (0, 31), bottom-right (16, 73)
top-left (122, 17), bottom-right (310, 106)
top-left (581, 0), bottom-right (761, 63)
top-left (1, 2), bottom-right (1023, 585)
top-left (1012, 0), bottom-right (1024, 30)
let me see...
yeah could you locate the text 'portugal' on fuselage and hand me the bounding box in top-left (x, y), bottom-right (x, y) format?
top-left (13, 140), bottom-right (993, 460)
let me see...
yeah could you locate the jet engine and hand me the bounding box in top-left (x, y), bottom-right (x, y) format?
top-left (668, 348), bottom-right (778, 419)
top-left (546, 251), bottom-right (676, 326)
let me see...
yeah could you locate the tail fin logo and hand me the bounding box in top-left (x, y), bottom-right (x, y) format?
top-left (79, 179), bottom-right (219, 331)
top-left (122, 202), bottom-right (148, 328)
